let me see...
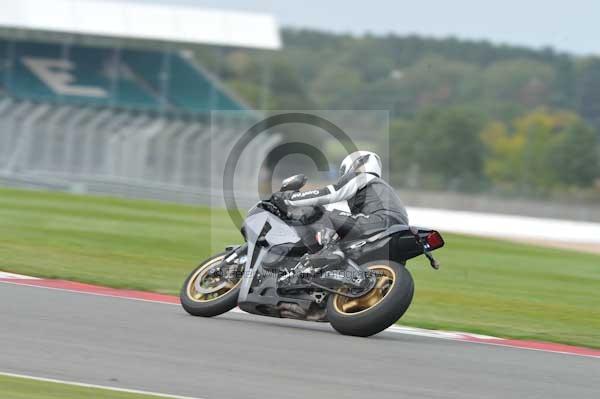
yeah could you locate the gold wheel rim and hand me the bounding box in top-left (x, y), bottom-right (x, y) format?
top-left (186, 255), bottom-right (242, 303)
top-left (333, 265), bottom-right (396, 315)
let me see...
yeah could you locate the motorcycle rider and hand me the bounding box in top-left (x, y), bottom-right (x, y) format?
top-left (272, 151), bottom-right (409, 245)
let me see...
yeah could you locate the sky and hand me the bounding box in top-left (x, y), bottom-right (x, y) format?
top-left (151, 0), bottom-right (600, 56)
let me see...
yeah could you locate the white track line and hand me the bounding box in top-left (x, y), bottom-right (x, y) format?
top-left (0, 271), bottom-right (40, 279)
top-left (0, 279), bottom-right (180, 306)
top-left (0, 371), bottom-right (203, 399)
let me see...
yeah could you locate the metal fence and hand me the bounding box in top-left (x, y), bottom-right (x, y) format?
top-left (0, 97), bottom-right (279, 205)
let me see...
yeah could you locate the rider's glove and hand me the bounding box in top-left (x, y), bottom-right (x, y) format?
top-left (270, 191), bottom-right (292, 215)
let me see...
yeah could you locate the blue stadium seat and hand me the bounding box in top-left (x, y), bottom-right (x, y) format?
top-left (121, 49), bottom-right (164, 93)
top-left (0, 40), bottom-right (245, 114)
top-left (168, 55), bottom-right (244, 112)
top-left (0, 40), bottom-right (8, 87)
top-left (9, 41), bottom-right (60, 101)
top-left (68, 46), bottom-right (157, 108)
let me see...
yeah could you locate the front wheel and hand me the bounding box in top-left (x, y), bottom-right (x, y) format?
top-left (180, 252), bottom-right (243, 317)
top-left (327, 261), bottom-right (414, 337)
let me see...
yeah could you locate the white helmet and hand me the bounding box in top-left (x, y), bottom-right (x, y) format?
top-left (339, 151), bottom-right (382, 178)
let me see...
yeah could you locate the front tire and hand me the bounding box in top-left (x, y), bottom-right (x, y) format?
top-left (327, 261), bottom-right (414, 337)
top-left (180, 252), bottom-right (242, 317)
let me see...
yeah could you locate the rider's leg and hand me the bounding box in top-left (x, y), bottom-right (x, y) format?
top-left (324, 210), bottom-right (392, 240)
top-left (300, 210), bottom-right (391, 268)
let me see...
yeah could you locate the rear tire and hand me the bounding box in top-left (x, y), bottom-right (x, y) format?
top-left (180, 252), bottom-right (242, 317)
top-left (327, 261), bottom-right (414, 337)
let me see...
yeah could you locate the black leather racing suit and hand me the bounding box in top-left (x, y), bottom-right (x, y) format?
top-left (284, 171), bottom-right (409, 241)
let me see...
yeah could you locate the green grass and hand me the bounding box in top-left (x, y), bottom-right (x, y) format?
top-left (0, 187), bottom-right (599, 348)
top-left (0, 374), bottom-right (178, 399)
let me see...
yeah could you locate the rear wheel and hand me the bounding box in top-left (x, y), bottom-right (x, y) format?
top-left (327, 261), bottom-right (414, 337)
top-left (180, 252), bottom-right (243, 317)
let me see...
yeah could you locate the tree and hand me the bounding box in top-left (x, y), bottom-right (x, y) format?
top-left (390, 107), bottom-right (486, 190)
top-left (390, 56), bottom-right (482, 117)
top-left (481, 109), bottom-right (599, 193)
top-left (575, 57), bottom-right (600, 132)
top-left (310, 65), bottom-right (362, 107)
top-left (268, 56), bottom-right (315, 108)
top-left (483, 59), bottom-right (557, 108)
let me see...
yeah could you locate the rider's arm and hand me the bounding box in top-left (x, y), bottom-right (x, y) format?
top-left (284, 172), bottom-right (376, 207)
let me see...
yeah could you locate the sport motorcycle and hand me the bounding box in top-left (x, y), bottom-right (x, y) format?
top-left (180, 174), bottom-right (444, 337)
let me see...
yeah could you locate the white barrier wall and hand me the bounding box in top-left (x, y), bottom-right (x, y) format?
top-left (323, 202), bottom-right (600, 245)
top-left (408, 207), bottom-right (600, 245)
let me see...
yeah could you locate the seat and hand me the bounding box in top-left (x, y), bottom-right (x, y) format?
top-left (358, 226), bottom-right (388, 237)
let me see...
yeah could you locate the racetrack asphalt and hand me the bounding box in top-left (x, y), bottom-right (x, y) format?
top-left (1, 282), bottom-right (598, 399)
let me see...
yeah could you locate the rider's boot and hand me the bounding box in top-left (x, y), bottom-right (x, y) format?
top-left (300, 228), bottom-right (344, 270)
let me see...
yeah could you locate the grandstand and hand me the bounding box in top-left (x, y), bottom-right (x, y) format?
top-left (0, 39), bottom-right (247, 112)
top-left (0, 0), bottom-right (281, 203)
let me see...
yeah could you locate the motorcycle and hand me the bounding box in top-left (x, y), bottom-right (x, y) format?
top-left (180, 174), bottom-right (444, 337)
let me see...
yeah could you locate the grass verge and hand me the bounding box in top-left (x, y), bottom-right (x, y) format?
top-left (0, 187), bottom-right (598, 348)
top-left (0, 373), bottom-right (185, 399)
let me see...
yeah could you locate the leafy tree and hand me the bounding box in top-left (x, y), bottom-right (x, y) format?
top-left (549, 119), bottom-right (599, 187)
top-left (393, 55), bottom-right (482, 116)
top-left (266, 56), bottom-right (315, 109)
top-left (483, 59), bottom-right (557, 108)
top-left (310, 65), bottom-right (362, 107)
top-left (575, 57), bottom-right (600, 132)
top-left (481, 109), bottom-right (599, 192)
top-left (390, 107), bottom-right (486, 190)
